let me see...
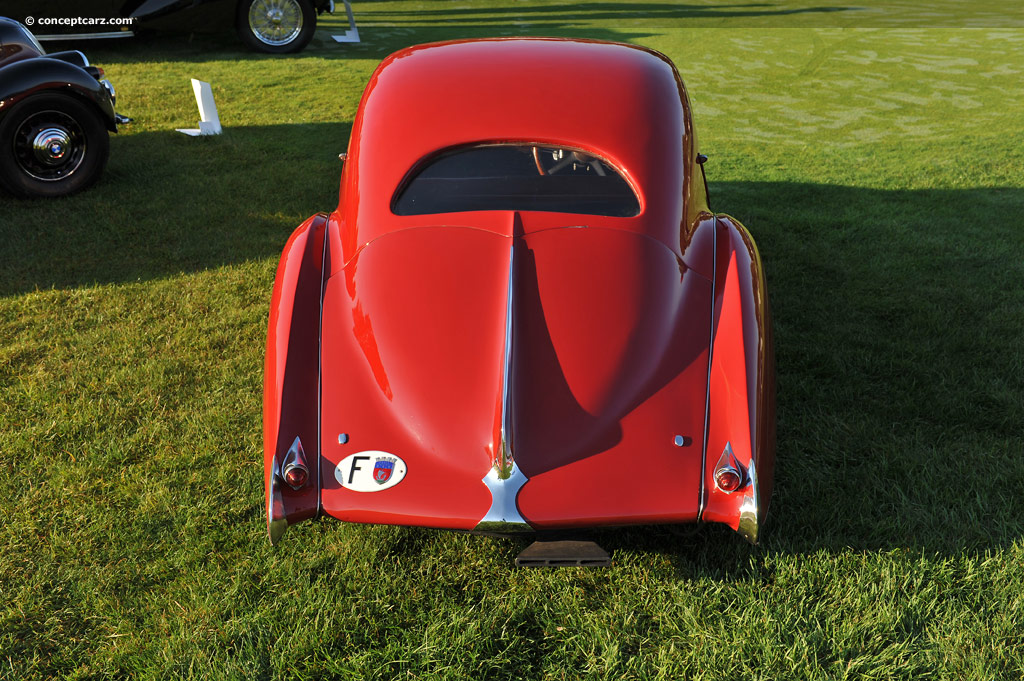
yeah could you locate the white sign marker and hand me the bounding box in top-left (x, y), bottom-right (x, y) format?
top-left (176, 79), bottom-right (222, 136)
top-left (332, 0), bottom-right (361, 43)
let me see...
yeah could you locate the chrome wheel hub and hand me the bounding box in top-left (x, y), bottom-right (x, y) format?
top-left (32, 127), bottom-right (72, 166)
top-left (13, 111), bottom-right (87, 182)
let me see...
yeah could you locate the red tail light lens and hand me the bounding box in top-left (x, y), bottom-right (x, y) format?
top-left (283, 466), bottom-right (308, 489)
top-left (715, 468), bottom-right (742, 493)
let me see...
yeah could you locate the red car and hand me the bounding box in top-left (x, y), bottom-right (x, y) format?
top-left (264, 38), bottom-right (776, 560)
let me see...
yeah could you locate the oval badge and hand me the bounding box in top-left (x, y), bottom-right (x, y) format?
top-left (335, 451), bottom-right (407, 492)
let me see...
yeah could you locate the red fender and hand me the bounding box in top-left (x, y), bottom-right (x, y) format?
top-left (264, 213), bottom-right (329, 543)
top-left (700, 214), bottom-right (776, 543)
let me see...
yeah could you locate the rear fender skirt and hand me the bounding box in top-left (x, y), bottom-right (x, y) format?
top-left (698, 214), bottom-right (775, 543)
top-left (265, 213), bottom-right (330, 544)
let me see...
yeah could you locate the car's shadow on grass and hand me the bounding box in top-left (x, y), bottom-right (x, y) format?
top-left (597, 180), bottom-right (1023, 573)
top-left (0, 124), bottom-right (349, 296)
top-left (732, 181), bottom-right (1024, 560)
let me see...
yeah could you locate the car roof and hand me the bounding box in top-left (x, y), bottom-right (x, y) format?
top-left (339, 38), bottom-right (699, 260)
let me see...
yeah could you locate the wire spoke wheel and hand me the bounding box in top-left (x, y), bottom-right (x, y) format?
top-left (247, 0), bottom-right (304, 47)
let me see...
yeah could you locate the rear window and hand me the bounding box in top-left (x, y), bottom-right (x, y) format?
top-left (392, 144), bottom-right (640, 217)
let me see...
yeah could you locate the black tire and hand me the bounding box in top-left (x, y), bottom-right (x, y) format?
top-left (0, 93), bottom-right (110, 199)
top-left (237, 0), bottom-right (317, 54)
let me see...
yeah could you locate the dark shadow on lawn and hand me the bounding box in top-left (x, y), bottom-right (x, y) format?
top-left (558, 180), bottom-right (1023, 573)
top-left (581, 180), bottom-right (1023, 571)
top-left (0, 124), bottom-right (350, 296)
top-left (722, 181), bottom-right (1024, 559)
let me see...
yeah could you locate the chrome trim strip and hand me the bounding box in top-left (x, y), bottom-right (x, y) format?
top-left (35, 32), bottom-right (134, 40)
top-left (316, 220), bottom-right (329, 518)
top-left (475, 461), bottom-right (531, 532)
top-left (497, 240), bottom-right (515, 479)
top-left (268, 452), bottom-right (287, 544)
top-left (100, 79), bottom-right (115, 106)
top-left (268, 437), bottom-right (309, 542)
top-left (697, 215), bottom-right (718, 522)
top-left (474, 239), bottom-right (531, 532)
top-left (736, 449), bottom-right (760, 544)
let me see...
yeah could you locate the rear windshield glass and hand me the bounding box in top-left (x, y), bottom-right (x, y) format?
top-left (392, 144), bottom-right (640, 217)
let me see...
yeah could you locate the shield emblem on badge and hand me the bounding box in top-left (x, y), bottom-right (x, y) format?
top-left (373, 457), bottom-right (395, 484)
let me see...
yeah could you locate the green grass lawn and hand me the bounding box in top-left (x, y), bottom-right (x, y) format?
top-left (2, 2), bottom-right (1023, 678)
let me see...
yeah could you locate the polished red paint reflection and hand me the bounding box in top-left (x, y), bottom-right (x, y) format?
top-left (319, 225), bottom-right (504, 528)
top-left (512, 224), bottom-right (711, 528)
top-left (701, 218), bottom-right (776, 533)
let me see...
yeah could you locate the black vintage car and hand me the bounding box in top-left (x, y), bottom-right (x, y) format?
top-left (0, 17), bottom-right (119, 197)
top-left (2, 0), bottom-right (335, 54)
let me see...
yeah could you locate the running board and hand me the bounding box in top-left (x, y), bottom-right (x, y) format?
top-left (515, 540), bottom-right (611, 568)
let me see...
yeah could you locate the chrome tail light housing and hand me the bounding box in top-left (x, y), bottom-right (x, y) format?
top-left (713, 442), bottom-right (747, 494)
top-left (280, 436), bottom-right (309, 490)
